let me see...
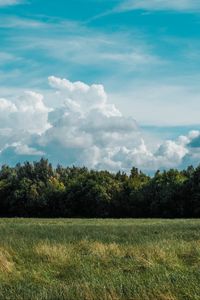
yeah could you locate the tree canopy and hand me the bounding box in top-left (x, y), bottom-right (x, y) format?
top-left (0, 158), bottom-right (200, 218)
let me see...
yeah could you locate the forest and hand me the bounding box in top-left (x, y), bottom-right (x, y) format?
top-left (0, 158), bottom-right (200, 218)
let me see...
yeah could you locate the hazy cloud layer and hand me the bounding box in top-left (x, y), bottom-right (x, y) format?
top-left (0, 76), bottom-right (199, 172)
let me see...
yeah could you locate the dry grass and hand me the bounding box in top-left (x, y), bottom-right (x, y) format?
top-left (35, 242), bottom-right (73, 265)
top-left (89, 242), bottom-right (123, 258)
top-left (0, 247), bottom-right (14, 274)
top-left (157, 293), bottom-right (178, 300)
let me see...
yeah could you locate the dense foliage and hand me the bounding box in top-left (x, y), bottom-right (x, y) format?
top-left (0, 158), bottom-right (200, 218)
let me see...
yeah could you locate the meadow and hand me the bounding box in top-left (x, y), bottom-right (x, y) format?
top-left (0, 219), bottom-right (200, 300)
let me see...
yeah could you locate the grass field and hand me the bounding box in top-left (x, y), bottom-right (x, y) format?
top-left (0, 219), bottom-right (200, 300)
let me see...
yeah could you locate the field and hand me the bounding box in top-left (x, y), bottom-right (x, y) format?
top-left (0, 219), bottom-right (200, 300)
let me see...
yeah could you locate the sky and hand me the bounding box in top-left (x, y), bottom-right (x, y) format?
top-left (0, 0), bottom-right (200, 173)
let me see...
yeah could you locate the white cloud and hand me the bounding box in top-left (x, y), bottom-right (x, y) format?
top-left (107, 130), bottom-right (200, 172)
top-left (0, 91), bottom-right (51, 134)
top-left (36, 76), bottom-right (140, 169)
top-left (0, 91), bottom-right (51, 156)
top-left (6, 21), bottom-right (162, 76)
top-left (13, 143), bottom-right (45, 156)
top-left (0, 0), bottom-right (22, 7)
top-left (0, 17), bottom-right (45, 28)
top-left (0, 76), bottom-right (199, 172)
top-left (93, 0), bottom-right (200, 21)
top-left (116, 0), bottom-right (200, 12)
top-left (0, 52), bottom-right (19, 65)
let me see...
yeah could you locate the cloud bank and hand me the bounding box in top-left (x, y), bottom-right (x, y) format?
top-left (0, 76), bottom-right (199, 172)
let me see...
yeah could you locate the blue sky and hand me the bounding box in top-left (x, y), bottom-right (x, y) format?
top-left (0, 0), bottom-right (200, 172)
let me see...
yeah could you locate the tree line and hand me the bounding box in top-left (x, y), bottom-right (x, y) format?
top-left (0, 158), bottom-right (200, 218)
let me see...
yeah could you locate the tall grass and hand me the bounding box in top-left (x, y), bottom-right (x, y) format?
top-left (0, 219), bottom-right (200, 299)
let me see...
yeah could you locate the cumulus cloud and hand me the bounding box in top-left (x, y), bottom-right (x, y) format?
top-left (0, 76), bottom-right (199, 172)
top-left (36, 76), bottom-right (140, 169)
top-left (0, 91), bottom-right (51, 134)
top-left (0, 91), bottom-right (51, 157)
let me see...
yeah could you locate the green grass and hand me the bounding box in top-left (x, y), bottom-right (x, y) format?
top-left (0, 219), bottom-right (200, 300)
